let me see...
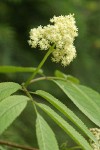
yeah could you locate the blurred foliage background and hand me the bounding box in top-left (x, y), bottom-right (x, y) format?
top-left (0, 0), bottom-right (100, 149)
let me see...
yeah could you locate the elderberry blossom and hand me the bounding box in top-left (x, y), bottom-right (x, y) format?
top-left (28, 14), bottom-right (78, 66)
top-left (90, 128), bottom-right (100, 150)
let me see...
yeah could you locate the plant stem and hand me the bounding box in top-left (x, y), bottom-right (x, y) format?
top-left (0, 140), bottom-right (38, 150)
top-left (22, 84), bottom-right (38, 114)
top-left (24, 45), bottom-right (55, 87)
top-left (30, 76), bottom-right (66, 84)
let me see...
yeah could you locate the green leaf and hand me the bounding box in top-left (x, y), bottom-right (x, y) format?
top-left (0, 66), bottom-right (43, 74)
top-left (0, 95), bottom-right (29, 134)
top-left (36, 90), bottom-right (98, 144)
top-left (54, 70), bottom-right (79, 84)
top-left (37, 103), bottom-right (92, 150)
top-left (0, 82), bottom-right (21, 102)
top-left (0, 146), bottom-right (6, 150)
top-left (36, 113), bottom-right (59, 150)
top-left (54, 80), bottom-right (100, 127)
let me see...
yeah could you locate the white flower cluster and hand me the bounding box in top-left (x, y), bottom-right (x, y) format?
top-left (89, 128), bottom-right (100, 150)
top-left (28, 14), bottom-right (78, 66)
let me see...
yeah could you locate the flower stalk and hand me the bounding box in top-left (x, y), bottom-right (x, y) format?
top-left (24, 44), bottom-right (55, 87)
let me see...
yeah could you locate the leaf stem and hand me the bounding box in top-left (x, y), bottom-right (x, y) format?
top-left (0, 140), bottom-right (38, 150)
top-left (68, 146), bottom-right (82, 150)
top-left (24, 45), bottom-right (55, 87)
